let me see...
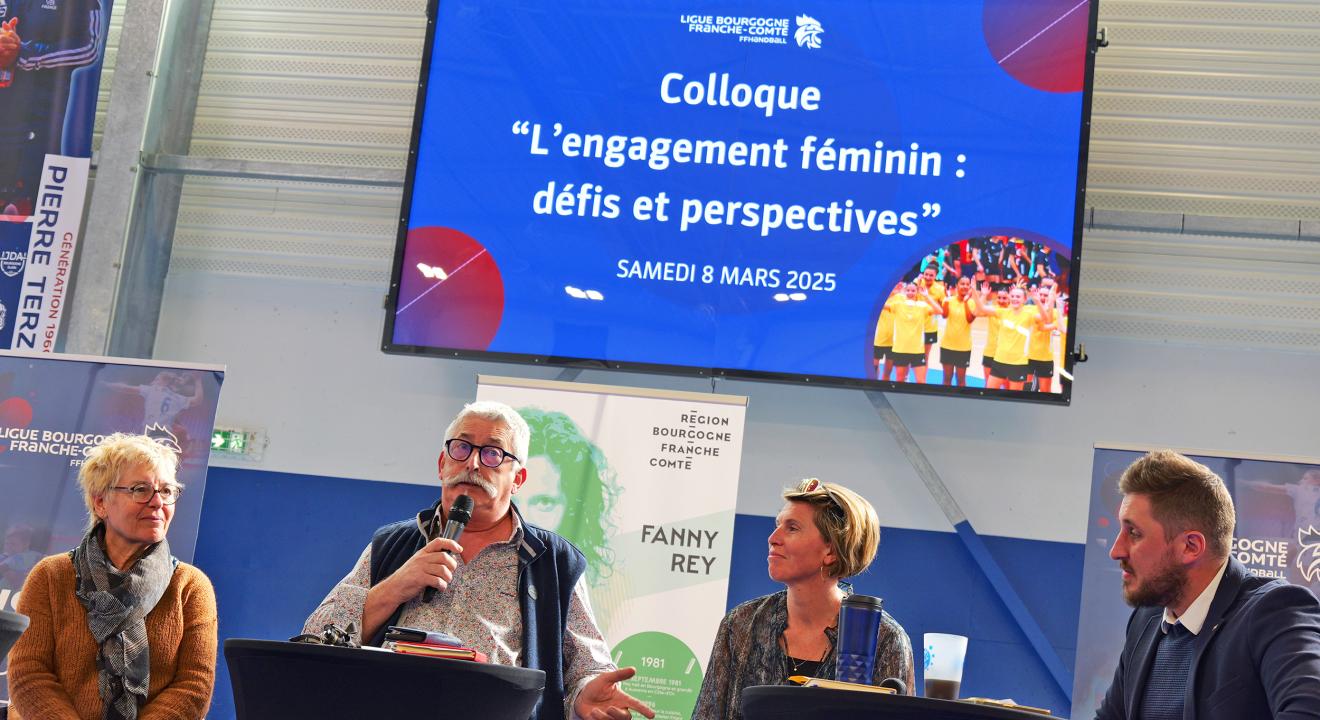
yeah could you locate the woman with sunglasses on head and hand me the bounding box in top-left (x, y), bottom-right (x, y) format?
top-left (693, 479), bottom-right (914, 720)
top-left (8, 433), bottom-right (217, 720)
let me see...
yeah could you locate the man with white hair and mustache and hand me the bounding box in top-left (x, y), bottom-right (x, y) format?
top-left (304, 401), bottom-right (653, 720)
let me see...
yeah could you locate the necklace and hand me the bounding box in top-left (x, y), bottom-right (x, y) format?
top-left (782, 631), bottom-right (829, 676)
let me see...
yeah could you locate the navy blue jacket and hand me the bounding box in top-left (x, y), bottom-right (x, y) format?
top-left (1095, 557), bottom-right (1320, 720)
top-left (368, 501), bottom-right (587, 720)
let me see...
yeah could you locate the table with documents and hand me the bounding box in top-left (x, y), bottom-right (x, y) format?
top-left (224, 638), bottom-right (545, 720)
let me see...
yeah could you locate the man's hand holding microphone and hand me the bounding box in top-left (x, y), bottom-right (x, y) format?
top-left (361, 495), bottom-right (473, 641)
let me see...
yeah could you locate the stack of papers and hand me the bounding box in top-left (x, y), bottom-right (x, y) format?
top-left (390, 640), bottom-right (488, 663)
top-left (962, 698), bottom-right (1052, 715)
top-left (787, 677), bottom-right (897, 695)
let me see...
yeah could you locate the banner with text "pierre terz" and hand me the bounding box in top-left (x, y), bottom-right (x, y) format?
top-left (0, 0), bottom-right (112, 350)
top-left (476, 375), bottom-right (746, 720)
top-left (1071, 445), bottom-right (1320, 720)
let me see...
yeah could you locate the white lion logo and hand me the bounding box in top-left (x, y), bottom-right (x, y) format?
top-left (144, 423), bottom-right (184, 455)
top-left (795, 15), bottom-right (823, 49)
top-left (1298, 526), bottom-right (1320, 583)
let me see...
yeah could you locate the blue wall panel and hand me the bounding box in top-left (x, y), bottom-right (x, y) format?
top-left (194, 469), bottom-right (1083, 719)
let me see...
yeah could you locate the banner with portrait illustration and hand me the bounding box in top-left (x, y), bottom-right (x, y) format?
top-left (0, 351), bottom-right (223, 636)
top-left (476, 375), bottom-right (746, 720)
top-left (1071, 444), bottom-right (1320, 719)
top-left (0, 0), bottom-right (111, 350)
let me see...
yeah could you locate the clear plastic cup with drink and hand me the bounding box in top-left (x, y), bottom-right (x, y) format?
top-left (922, 633), bottom-right (968, 700)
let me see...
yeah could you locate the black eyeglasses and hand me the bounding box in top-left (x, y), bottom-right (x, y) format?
top-left (445, 439), bottom-right (520, 468)
top-left (109, 483), bottom-right (182, 505)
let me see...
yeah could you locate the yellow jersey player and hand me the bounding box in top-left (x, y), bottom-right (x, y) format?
top-left (872, 284), bottom-right (904, 382)
top-left (917, 264), bottom-right (947, 363)
top-left (891, 282), bottom-right (946, 384)
top-left (1026, 279), bottom-right (1061, 393)
top-left (979, 287), bottom-right (1009, 386)
top-left (972, 284), bottom-right (1055, 391)
top-left (939, 277), bottom-right (977, 387)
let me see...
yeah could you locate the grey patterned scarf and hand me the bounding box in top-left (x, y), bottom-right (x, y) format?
top-left (71, 525), bottom-right (178, 720)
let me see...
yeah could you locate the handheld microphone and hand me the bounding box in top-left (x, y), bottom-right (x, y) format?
top-left (423, 494), bottom-right (473, 602)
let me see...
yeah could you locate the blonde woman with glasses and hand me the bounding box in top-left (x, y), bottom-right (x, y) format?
top-left (8, 433), bottom-right (216, 720)
top-left (693, 479), bottom-right (914, 720)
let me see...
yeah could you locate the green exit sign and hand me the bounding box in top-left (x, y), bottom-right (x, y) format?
top-left (211, 429), bottom-right (247, 453)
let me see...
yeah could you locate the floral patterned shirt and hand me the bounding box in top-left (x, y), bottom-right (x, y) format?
top-left (303, 512), bottom-right (614, 718)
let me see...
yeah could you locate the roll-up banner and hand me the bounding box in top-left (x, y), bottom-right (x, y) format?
top-left (1072, 444), bottom-right (1320, 719)
top-left (0, 350), bottom-right (224, 705)
top-left (0, 350), bottom-right (225, 589)
top-left (0, 0), bottom-right (110, 350)
top-left (476, 375), bottom-right (747, 720)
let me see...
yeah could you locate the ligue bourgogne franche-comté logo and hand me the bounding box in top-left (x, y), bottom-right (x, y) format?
top-left (1298, 526), bottom-right (1320, 583)
top-left (794, 14), bottom-right (823, 49)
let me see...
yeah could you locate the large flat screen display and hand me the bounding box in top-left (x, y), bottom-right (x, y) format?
top-left (385, 0), bottom-right (1097, 404)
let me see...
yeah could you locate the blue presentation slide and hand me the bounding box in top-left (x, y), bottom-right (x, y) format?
top-left (390, 0), bottom-right (1091, 389)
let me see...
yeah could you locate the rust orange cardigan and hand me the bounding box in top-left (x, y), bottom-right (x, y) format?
top-left (7, 553), bottom-right (217, 720)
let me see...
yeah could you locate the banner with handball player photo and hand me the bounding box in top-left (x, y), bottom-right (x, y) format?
top-left (0, 351), bottom-right (224, 703)
top-left (1071, 444), bottom-right (1320, 719)
top-left (0, 0), bottom-right (111, 351)
top-left (476, 375), bottom-right (747, 720)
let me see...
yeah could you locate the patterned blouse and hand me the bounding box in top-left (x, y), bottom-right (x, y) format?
top-left (693, 590), bottom-right (915, 720)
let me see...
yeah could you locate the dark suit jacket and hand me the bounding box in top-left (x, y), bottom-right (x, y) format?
top-left (1095, 557), bottom-right (1320, 720)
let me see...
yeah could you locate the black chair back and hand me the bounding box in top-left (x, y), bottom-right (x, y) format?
top-left (1, 610), bottom-right (30, 719)
top-left (0, 610), bottom-right (29, 659)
